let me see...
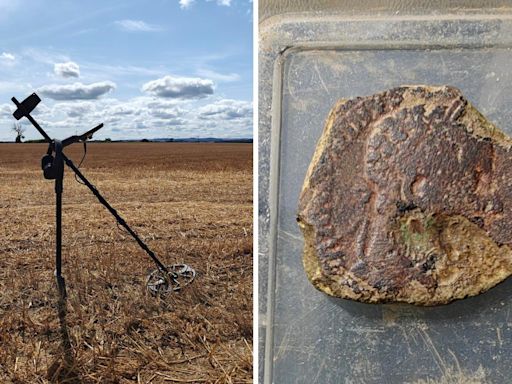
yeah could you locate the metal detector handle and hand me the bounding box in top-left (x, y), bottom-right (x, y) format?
top-left (62, 123), bottom-right (104, 148)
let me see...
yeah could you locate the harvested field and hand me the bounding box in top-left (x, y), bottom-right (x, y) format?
top-left (0, 142), bottom-right (253, 383)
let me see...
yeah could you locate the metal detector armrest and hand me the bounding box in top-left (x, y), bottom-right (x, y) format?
top-left (12, 93), bottom-right (41, 120)
top-left (11, 93), bottom-right (52, 142)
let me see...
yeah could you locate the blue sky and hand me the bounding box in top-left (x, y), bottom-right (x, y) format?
top-left (0, 0), bottom-right (253, 141)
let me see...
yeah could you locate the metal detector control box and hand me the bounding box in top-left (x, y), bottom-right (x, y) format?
top-left (11, 93), bottom-right (195, 298)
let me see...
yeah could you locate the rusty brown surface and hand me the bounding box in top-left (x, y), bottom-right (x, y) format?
top-left (298, 85), bottom-right (512, 305)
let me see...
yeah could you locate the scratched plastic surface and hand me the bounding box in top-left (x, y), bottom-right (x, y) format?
top-left (268, 46), bottom-right (512, 383)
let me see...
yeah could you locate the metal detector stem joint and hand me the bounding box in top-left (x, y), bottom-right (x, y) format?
top-left (11, 93), bottom-right (195, 297)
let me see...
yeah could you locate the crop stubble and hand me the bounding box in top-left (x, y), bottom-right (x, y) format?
top-left (0, 142), bottom-right (253, 383)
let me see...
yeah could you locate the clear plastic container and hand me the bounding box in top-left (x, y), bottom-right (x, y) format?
top-left (260, 10), bottom-right (512, 383)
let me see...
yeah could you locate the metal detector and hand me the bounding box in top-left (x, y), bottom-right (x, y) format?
top-left (11, 93), bottom-right (195, 298)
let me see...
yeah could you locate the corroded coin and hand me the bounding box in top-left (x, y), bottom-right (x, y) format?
top-left (298, 85), bottom-right (512, 305)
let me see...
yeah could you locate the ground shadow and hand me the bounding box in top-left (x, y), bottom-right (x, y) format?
top-left (47, 282), bottom-right (81, 383)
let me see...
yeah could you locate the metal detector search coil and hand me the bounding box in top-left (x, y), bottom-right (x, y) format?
top-left (11, 92), bottom-right (196, 298)
top-left (146, 264), bottom-right (196, 295)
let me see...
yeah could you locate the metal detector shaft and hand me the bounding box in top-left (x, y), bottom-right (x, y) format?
top-left (54, 140), bottom-right (64, 278)
top-left (54, 140), bottom-right (66, 298)
top-left (56, 191), bottom-right (62, 276)
top-left (61, 153), bottom-right (170, 273)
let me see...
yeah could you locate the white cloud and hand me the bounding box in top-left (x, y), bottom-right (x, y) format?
top-left (0, 103), bottom-right (14, 118)
top-left (152, 117), bottom-right (186, 127)
top-left (180, 0), bottom-right (231, 8)
top-left (115, 19), bottom-right (161, 32)
top-left (38, 81), bottom-right (116, 100)
top-left (54, 101), bottom-right (95, 117)
top-left (0, 52), bottom-right (16, 68)
top-left (0, 94), bottom-right (252, 141)
top-left (196, 68), bottom-right (240, 82)
top-left (109, 104), bottom-right (140, 116)
top-left (197, 99), bottom-right (252, 120)
top-left (54, 61), bottom-right (80, 78)
top-left (31, 102), bottom-right (51, 117)
top-left (179, 0), bottom-right (195, 9)
top-left (145, 98), bottom-right (183, 109)
top-left (151, 107), bottom-right (185, 119)
top-left (1, 52), bottom-right (15, 61)
top-left (142, 75), bottom-right (214, 99)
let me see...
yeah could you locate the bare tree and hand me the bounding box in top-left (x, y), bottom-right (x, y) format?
top-left (12, 122), bottom-right (25, 143)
